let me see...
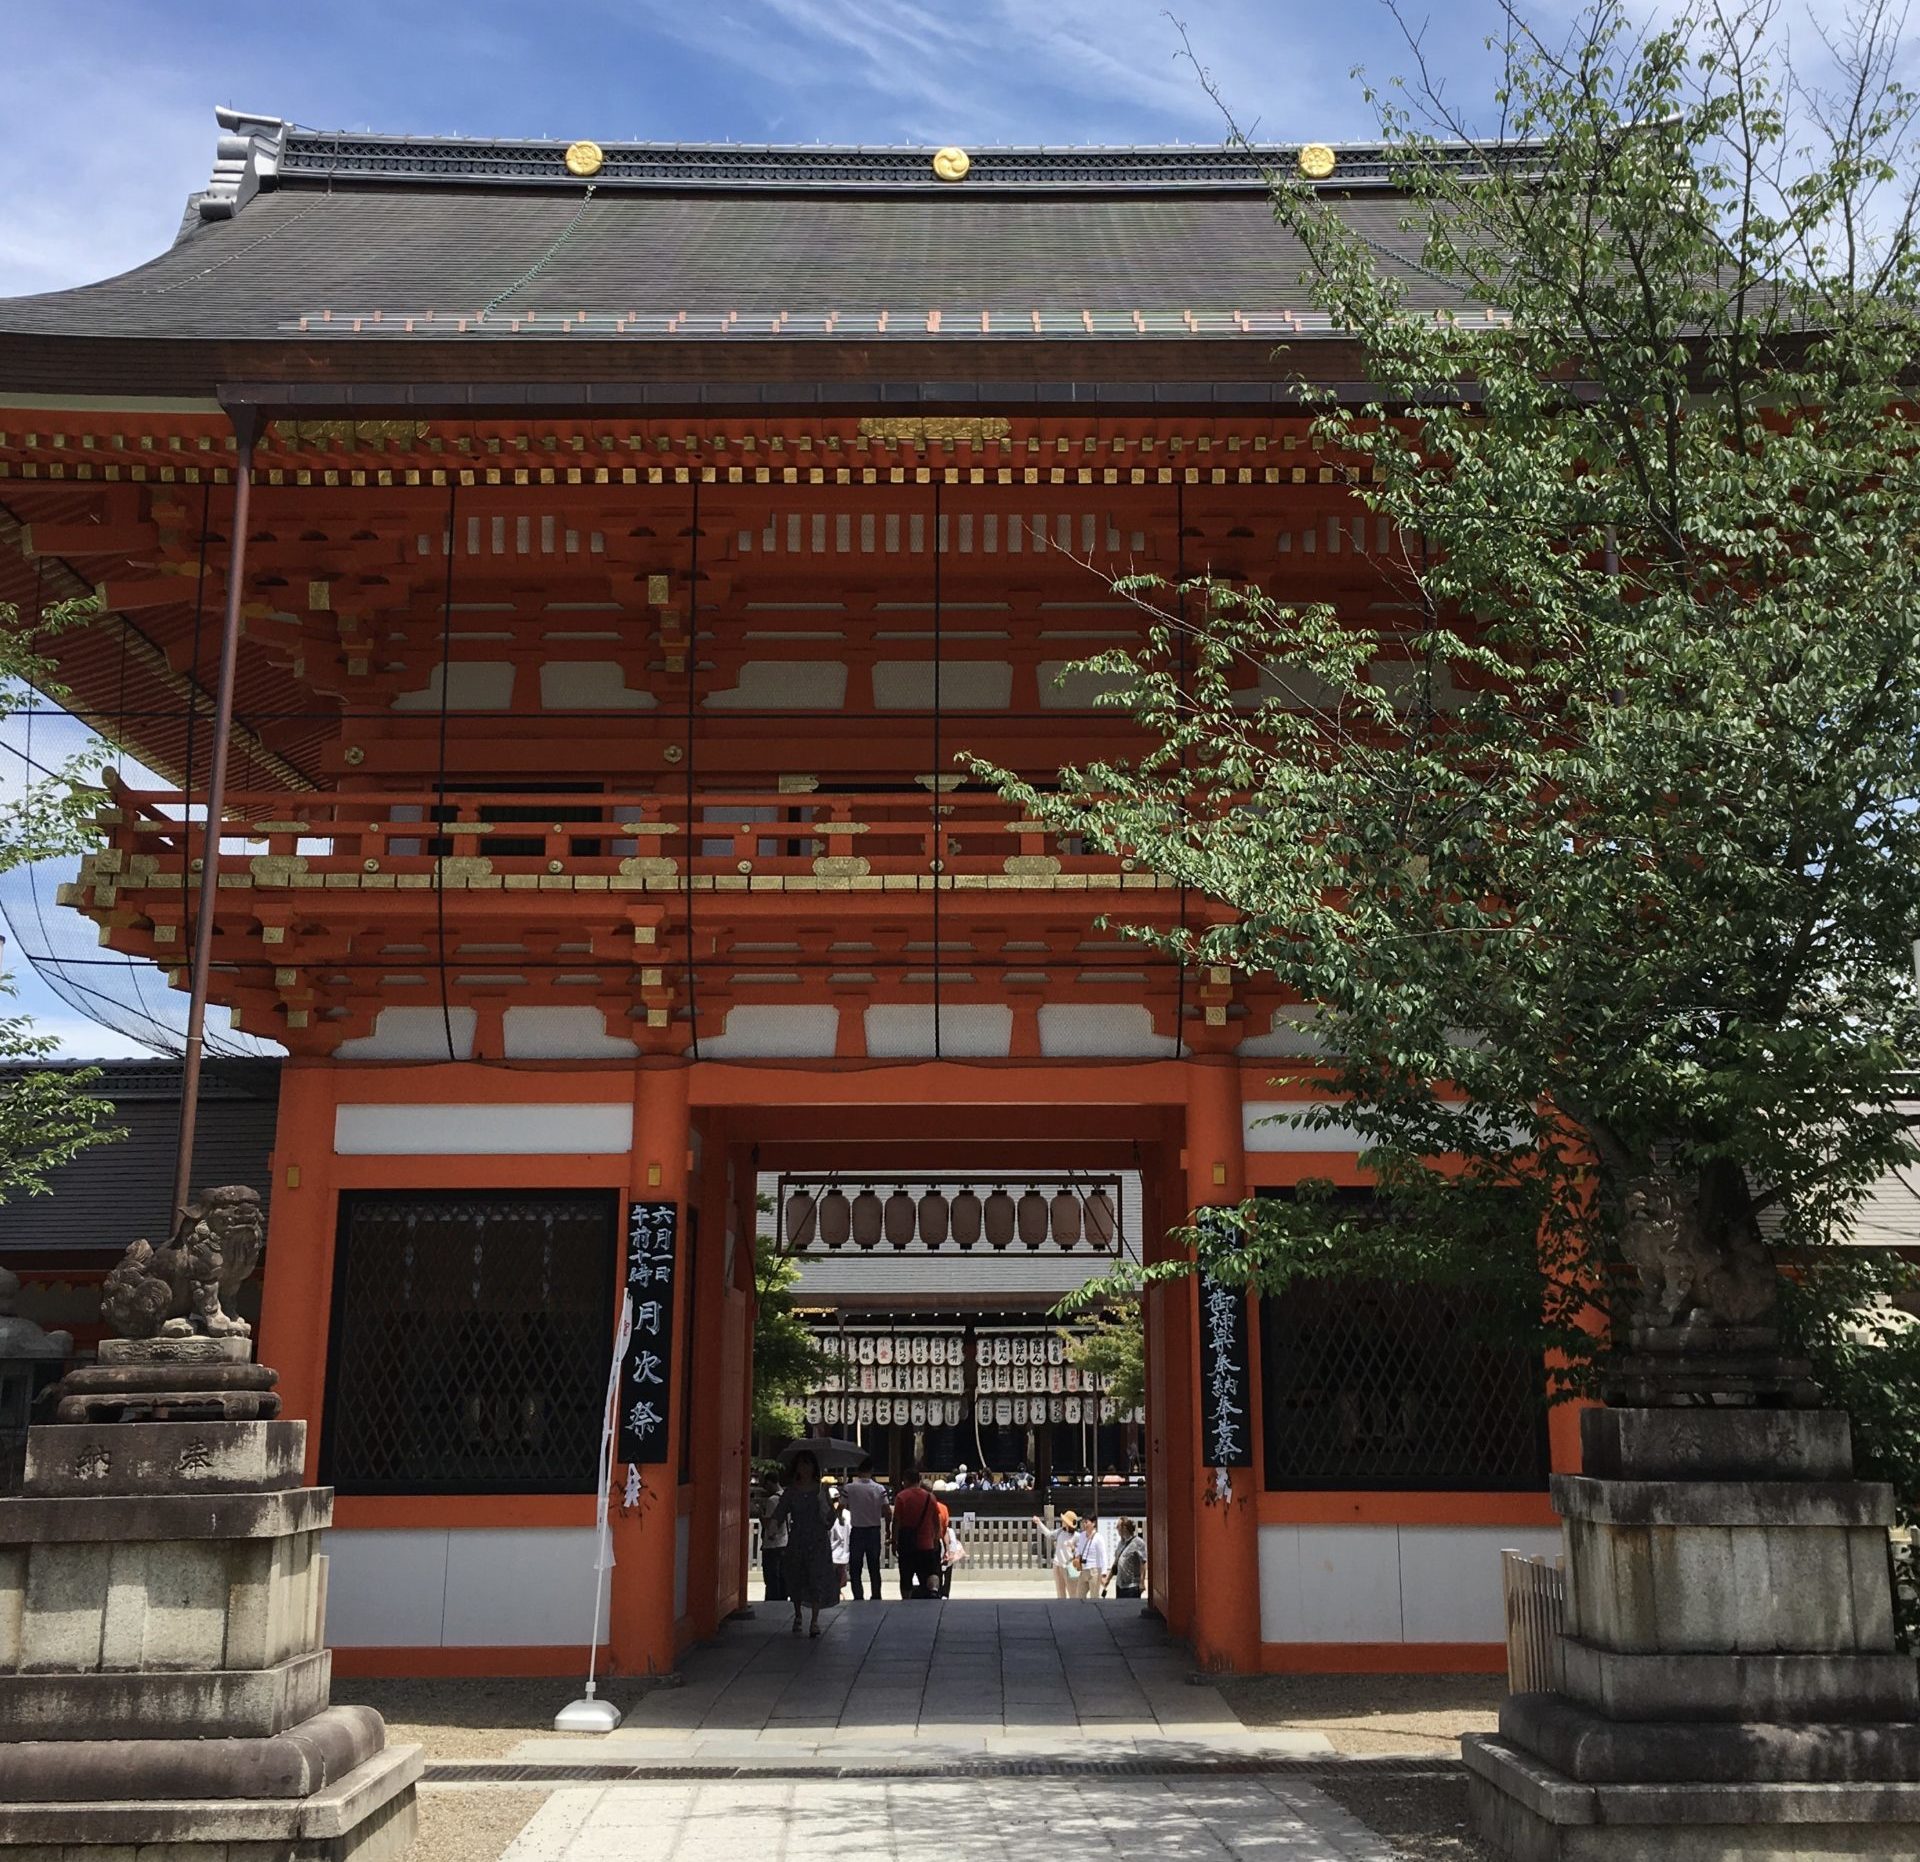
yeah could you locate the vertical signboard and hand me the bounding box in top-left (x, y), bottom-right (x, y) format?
top-left (1197, 1274), bottom-right (1253, 1469)
top-left (617, 1199), bottom-right (679, 1463)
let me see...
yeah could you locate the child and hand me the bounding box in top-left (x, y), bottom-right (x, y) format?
top-left (828, 1487), bottom-right (852, 1599)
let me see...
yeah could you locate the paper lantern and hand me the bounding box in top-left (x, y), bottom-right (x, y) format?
top-left (876, 1335), bottom-right (893, 1364)
top-left (950, 1189), bottom-right (982, 1247)
top-left (884, 1188), bottom-right (917, 1248)
top-left (984, 1188), bottom-right (1016, 1248)
top-left (1016, 1188), bottom-right (1049, 1248)
top-left (917, 1189), bottom-right (950, 1247)
top-left (786, 1189), bottom-right (819, 1248)
top-left (851, 1189), bottom-right (883, 1249)
top-left (1050, 1190), bottom-right (1082, 1247)
top-left (819, 1187), bottom-right (852, 1247)
top-left (1085, 1188), bottom-right (1117, 1247)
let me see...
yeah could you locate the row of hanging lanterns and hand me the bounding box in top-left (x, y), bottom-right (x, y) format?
top-left (784, 1182), bottom-right (1118, 1251)
top-left (805, 1393), bottom-right (1116, 1428)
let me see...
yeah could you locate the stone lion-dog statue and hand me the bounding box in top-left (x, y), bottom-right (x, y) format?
top-left (100, 1183), bottom-right (265, 1339)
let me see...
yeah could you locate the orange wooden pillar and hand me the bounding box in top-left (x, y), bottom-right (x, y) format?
top-left (256, 1060), bottom-right (339, 1482)
top-left (1184, 1054), bottom-right (1262, 1673)
top-left (683, 1109), bottom-right (730, 1639)
top-left (609, 1060), bottom-right (690, 1676)
top-left (1142, 1144), bottom-right (1195, 1636)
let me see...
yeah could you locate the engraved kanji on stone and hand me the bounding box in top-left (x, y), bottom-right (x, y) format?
top-left (70, 1443), bottom-right (112, 1480)
top-left (178, 1439), bottom-right (215, 1475)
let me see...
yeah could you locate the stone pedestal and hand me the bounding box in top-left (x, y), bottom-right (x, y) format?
top-left (1465, 1406), bottom-right (1920, 1860)
top-left (0, 1348), bottom-right (417, 1859)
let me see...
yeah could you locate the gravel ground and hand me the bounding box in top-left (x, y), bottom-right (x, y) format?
top-left (411, 1787), bottom-right (552, 1862)
top-left (1218, 1673), bottom-right (1505, 1756)
top-left (337, 1677), bottom-right (668, 1760)
top-left (1310, 1768), bottom-right (1494, 1862)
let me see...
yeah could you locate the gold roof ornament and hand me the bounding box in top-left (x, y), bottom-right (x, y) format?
top-left (564, 140), bottom-right (605, 178)
top-left (931, 146), bottom-right (972, 183)
top-left (1297, 142), bottom-right (1337, 180)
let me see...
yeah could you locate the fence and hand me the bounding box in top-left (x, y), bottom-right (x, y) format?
top-left (1500, 1548), bottom-right (1566, 1693)
top-left (748, 1511), bottom-right (1128, 1574)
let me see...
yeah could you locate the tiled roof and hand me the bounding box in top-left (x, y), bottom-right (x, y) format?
top-left (0, 110), bottom-right (1512, 346)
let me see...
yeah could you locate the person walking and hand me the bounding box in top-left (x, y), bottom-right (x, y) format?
top-left (842, 1459), bottom-right (888, 1601)
top-left (775, 1449), bottom-right (838, 1638)
top-left (1032, 1509), bottom-right (1079, 1598)
top-left (760, 1472), bottom-right (789, 1604)
top-left (1073, 1515), bottom-right (1109, 1599)
top-left (891, 1466), bottom-right (942, 1598)
top-left (1112, 1518), bottom-right (1147, 1600)
top-left (939, 1506), bottom-right (967, 1599)
top-left (828, 1488), bottom-right (852, 1599)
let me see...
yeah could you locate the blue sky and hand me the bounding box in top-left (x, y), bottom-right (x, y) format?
top-left (0, 0), bottom-right (1521, 298)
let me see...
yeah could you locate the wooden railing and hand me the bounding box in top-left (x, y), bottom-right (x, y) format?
top-left (1501, 1547), bottom-right (1566, 1694)
top-left (747, 1511), bottom-right (1136, 1575)
top-left (97, 780), bottom-right (1128, 888)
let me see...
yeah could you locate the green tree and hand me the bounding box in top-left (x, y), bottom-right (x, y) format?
top-left (1064, 1303), bottom-right (1145, 1417)
top-left (986, 0), bottom-right (1920, 1407)
top-left (0, 589), bottom-right (118, 1194)
top-left (751, 1201), bottom-right (831, 1440)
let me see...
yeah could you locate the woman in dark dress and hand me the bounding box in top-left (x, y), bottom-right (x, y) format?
top-left (774, 1450), bottom-right (838, 1637)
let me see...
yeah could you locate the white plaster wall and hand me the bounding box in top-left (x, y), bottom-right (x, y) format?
top-left (539, 660), bottom-right (655, 709)
top-left (701, 1004), bottom-right (840, 1058)
top-left (325, 1528), bottom-right (610, 1647)
top-left (391, 662), bottom-right (516, 711)
top-left (502, 1005), bottom-right (639, 1059)
top-left (333, 1102), bottom-right (631, 1155)
top-left (336, 1007), bottom-right (478, 1061)
top-left (1242, 1101), bottom-right (1364, 1151)
top-left (1037, 1003), bottom-right (1176, 1058)
top-left (1257, 1523), bottom-right (1563, 1644)
top-left (1238, 1007), bottom-right (1332, 1058)
top-left (1036, 661), bottom-right (1129, 710)
top-left (864, 1003), bottom-right (1012, 1058)
top-left (872, 660), bottom-right (1012, 708)
top-left (705, 661), bottom-right (848, 709)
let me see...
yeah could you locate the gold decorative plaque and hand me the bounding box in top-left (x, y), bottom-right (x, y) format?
top-left (565, 140), bottom-right (605, 177)
top-left (931, 146), bottom-right (972, 183)
top-left (1297, 142), bottom-right (1337, 180)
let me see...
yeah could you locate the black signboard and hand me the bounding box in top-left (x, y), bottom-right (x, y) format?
top-left (616, 1199), bottom-right (679, 1463)
top-left (1197, 1273), bottom-right (1253, 1469)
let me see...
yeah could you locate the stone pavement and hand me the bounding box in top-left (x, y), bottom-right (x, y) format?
top-left (516, 1596), bottom-right (1332, 1765)
top-left (496, 1775), bottom-right (1397, 1861)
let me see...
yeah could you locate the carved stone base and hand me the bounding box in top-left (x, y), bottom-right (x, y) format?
top-left (48, 1341), bottom-right (280, 1423)
top-left (1599, 1326), bottom-right (1819, 1408)
top-left (1469, 1407), bottom-right (1920, 1860)
top-left (1466, 1733), bottom-right (1920, 1861)
top-left (0, 1742), bottom-right (420, 1862)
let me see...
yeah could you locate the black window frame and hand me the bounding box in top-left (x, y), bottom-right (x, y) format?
top-left (1256, 1189), bottom-right (1552, 1494)
top-left (321, 1187), bottom-right (617, 1497)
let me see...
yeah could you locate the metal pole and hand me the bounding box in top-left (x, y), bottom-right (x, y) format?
top-left (171, 410), bottom-right (259, 1227)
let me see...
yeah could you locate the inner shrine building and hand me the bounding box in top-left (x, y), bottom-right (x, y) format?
top-left (0, 113), bottom-right (1571, 1679)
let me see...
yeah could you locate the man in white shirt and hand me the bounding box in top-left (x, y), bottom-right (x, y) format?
top-left (841, 1459), bottom-right (889, 1601)
top-left (1074, 1518), bottom-right (1110, 1599)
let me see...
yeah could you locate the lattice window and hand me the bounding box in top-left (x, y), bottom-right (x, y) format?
top-left (323, 1190), bottom-right (615, 1495)
top-left (1259, 1276), bottom-right (1550, 1491)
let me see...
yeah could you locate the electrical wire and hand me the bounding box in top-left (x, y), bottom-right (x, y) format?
top-left (434, 478), bottom-right (459, 1062)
